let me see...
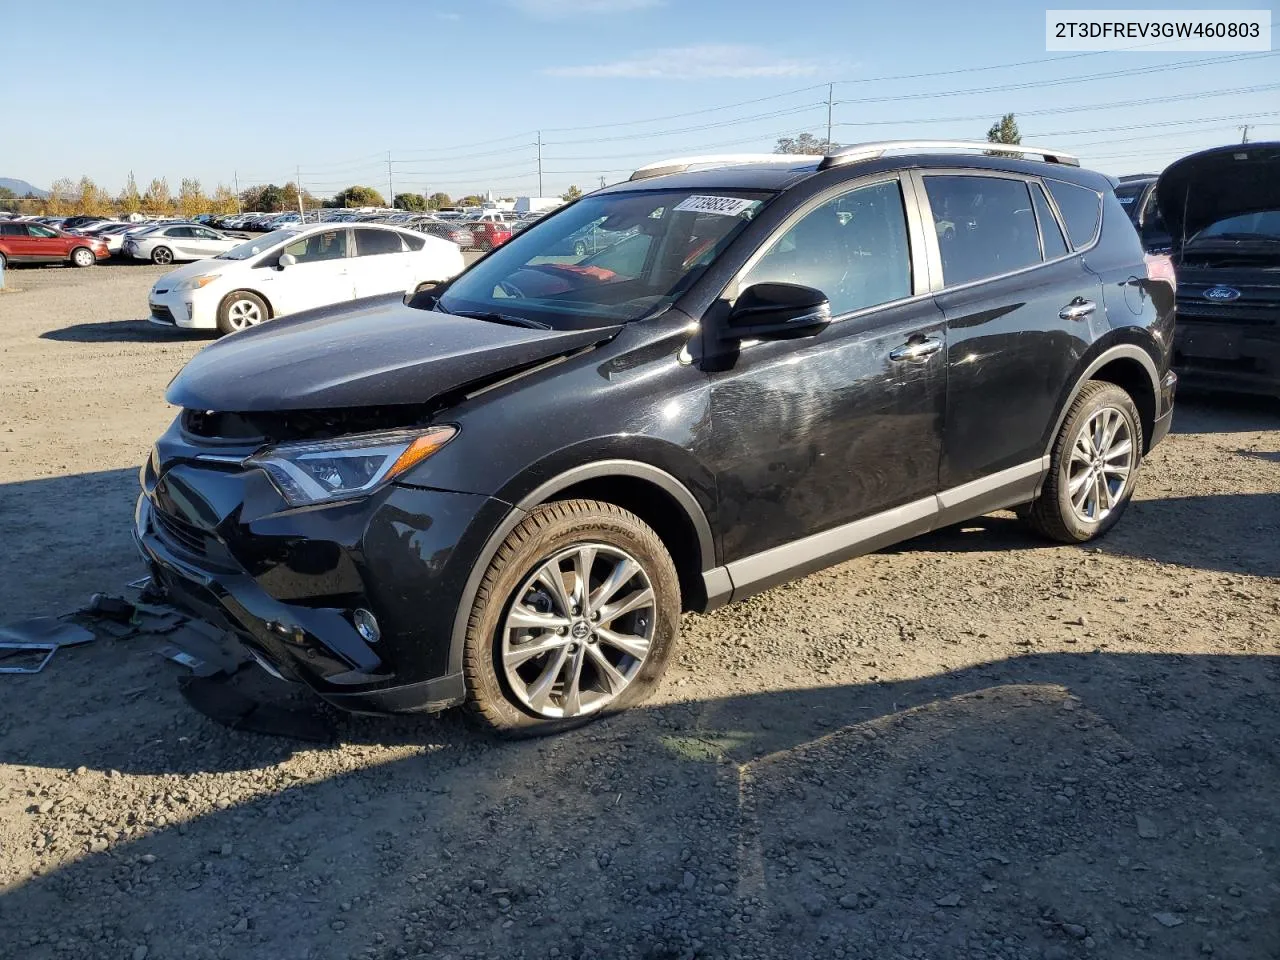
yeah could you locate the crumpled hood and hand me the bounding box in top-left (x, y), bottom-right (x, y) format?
top-left (166, 294), bottom-right (620, 412)
top-left (1157, 142), bottom-right (1280, 245)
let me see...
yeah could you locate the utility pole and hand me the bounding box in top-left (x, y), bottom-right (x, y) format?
top-left (296, 165), bottom-right (305, 221)
top-left (387, 151), bottom-right (395, 210)
top-left (1239, 124), bottom-right (1252, 143)
top-left (826, 83), bottom-right (834, 152)
top-left (233, 170), bottom-right (241, 213)
top-left (599, 175), bottom-right (606, 189)
top-left (537, 131), bottom-right (543, 197)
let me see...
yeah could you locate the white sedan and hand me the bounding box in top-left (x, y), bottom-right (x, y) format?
top-left (124, 223), bottom-right (249, 265)
top-left (147, 224), bottom-right (465, 335)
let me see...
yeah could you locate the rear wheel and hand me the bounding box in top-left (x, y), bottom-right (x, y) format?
top-left (150, 246), bottom-right (173, 265)
top-left (216, 290), bottom-right (268, 335)
top-left (70, 246), bottom-right (96, 268)
top-left (464, 500), bottom-right (680, 736)
top-left (573, 239), bottom-right (587, 257)
top-left (1019, 380), bottom-right (1143, 543)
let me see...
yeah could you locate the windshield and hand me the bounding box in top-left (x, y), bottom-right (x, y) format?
top-left (217, 229), bottom-right (298, 260)
top-left (435, 188), bottom-right (771, 328)
top-left (1192, 209), bottom-right (1280, 242)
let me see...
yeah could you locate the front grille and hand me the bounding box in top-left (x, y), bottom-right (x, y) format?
top-left (154, 509), bottom-right (211, 557)
top-left (150, 304), bottom-right (175, 324)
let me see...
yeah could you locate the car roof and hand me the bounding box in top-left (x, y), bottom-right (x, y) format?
top-left (595, 152), bottom-right (1111, 197)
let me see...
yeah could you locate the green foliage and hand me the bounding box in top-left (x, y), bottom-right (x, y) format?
top-left (332, 185), bottom-right (386, 208)
top-left (394, 192), bottom-right (427, 211)
top-left (561, 185), bottom-right (583, 202)
top-left (0, 186), bottom-right (14, 200)
top-left (986, 113), bottom-right (1021, 145)
top-left (774, 133), bottom-right (840, 155)
top-left (457, 194), bottom-right (485, 208)
top-left (427, 192), bottom-right (452, 210)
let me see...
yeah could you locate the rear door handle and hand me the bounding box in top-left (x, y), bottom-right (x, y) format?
top-left (1059, 297), bottom-right (1096, 321)
top-left (889, 336), bottom-right (944, 363)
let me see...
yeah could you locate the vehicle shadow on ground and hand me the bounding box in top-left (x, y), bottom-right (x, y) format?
top-left (40, 319), bottom-right (208, 343)
top-left (890, 492), bottom-right (1279, 578)
top-left (1, 652), bottom-right (1277, 960)
top-left (1171, 393), bottom-right (1280, 434)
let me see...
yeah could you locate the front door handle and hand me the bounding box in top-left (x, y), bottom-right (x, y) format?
top-left (1059, 297), bottom-right (1096, 321)
top-left (889, 336), bottom-right (944, 363)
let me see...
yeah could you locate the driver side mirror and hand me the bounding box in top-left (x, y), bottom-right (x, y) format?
top-left (724, 282), bottom-right (831, 342)
top-left (277, 253), bottom-right (297, 269)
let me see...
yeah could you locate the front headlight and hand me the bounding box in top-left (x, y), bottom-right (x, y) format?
top-left (175, 274), bottom-right (220, 291)
top-left (245, 426), bottom-right (457, 507)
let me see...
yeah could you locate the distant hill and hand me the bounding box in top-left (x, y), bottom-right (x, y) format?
top-left (0, 178), bottom-right (49, 198)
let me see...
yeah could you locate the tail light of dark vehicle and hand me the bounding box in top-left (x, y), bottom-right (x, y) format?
top-left (1144, 253), bottom-right (1176, 292)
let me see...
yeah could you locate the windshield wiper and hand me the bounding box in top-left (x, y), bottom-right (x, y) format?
top-left (445, 308), bottom-right (549, 330)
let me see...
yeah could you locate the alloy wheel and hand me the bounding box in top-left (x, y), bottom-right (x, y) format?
top-left (73, 248), bottom-right (94, 266)
top-left (1067, 406), bottom-right (1133, 523)
top-left (152, 247), bottom-right (173, 265)
top-left (226, 299), bottom-right (262, 330)
top-left (501, 543), bottom-right (655, 719)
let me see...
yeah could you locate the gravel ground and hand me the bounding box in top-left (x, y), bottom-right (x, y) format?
top-left (0, 264), bottom-right (1277, 960)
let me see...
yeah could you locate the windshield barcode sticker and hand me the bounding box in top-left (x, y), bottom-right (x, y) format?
top-left (673, 195), bottom-right (755, 217)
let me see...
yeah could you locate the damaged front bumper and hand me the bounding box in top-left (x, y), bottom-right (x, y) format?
top-left (132, 471), bottom-right (504, 714)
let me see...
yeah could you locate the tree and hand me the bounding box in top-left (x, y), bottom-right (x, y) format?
top-left (332, 185), bottom-right (386, 208)
top-left (239, 184), bottom-right (286, 212)
top-left (985, 113), bottom-right (1022, 156)
top-left (178, 178), bottom-right (207, 218)
top-left (211, 184), bottom-right (239, 215)
top-left (774, 133), bottom-right (839, 155)
top-left (142, 177), bottom-right (173, 216)
top-left (46, 178), bottom-right (76, 216)
top-left (0, 186), bottom-right (13, 200)
top-left (118, 172), bottom-right (142, 216)
top-left (74, 176), bottom-right (111, 215)
top-left (457, 194), bottom-right (485, 208)
top-left (394, 192), bottom-right (427, 211)
top-left (561, 185), bottom-right (583, 202)
top-left (427, 192), bottom-right (452, 210)
top-left (281, 182), bottom-right (320, 211)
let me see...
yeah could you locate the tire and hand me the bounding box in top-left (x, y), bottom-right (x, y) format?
top-left (150, 246), bottom-right (173, 265)
top-left (1020, 380), bottom-right (1144, 543)
top-left (216, 290), bottom-right (269, 335)
top-left (0, 251), bottom-right (6, 270)
top-left (70, 246), bottom-right (96, 268)
top-left (464, 499), bottom-right (681, 736)
top-left (573, 239), bottom-right (587, 257)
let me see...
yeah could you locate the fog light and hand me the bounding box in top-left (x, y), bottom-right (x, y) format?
top-left (184, 301), bottom-right (194, 318)
top-left (352, 608), bottom-right (380, 644)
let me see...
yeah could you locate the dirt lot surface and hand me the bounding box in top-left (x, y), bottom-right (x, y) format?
top-left (1, 264), bottom-right (1277, 960)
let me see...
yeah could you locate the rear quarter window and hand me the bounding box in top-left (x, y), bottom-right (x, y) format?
top-left (1046, 180), bottom-right (1103, 249)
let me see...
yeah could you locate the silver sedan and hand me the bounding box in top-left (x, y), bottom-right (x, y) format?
top-left (123, 224), bottom-right (249, 265)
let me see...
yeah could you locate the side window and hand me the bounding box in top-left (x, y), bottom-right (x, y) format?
top-left (1031, 183), bottom-right (1069, 259)
top-left (1045, 179), bottom-right (1103, 248)
top-left (167, 227), bottom-right (193, 238)
top-left (0, 223), bottom-right (25, 236)
top-left (283, 229), bottom-right (348, 263)
top-left (401, 232), bottom-right (425, 251)
top-left (353, 228), bottom-right (405, 256)
top-left (29, 225), bottom-right (58, 238)
top-left (923, 175), bottom-right (1041, 286)
top-left (195, 228), bottom-right (221, 240)
top-left (741, 179), bottom-right (912, 316)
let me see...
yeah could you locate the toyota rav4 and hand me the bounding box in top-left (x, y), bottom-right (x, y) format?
top-left (135, 141), bottom-right (1177, 734)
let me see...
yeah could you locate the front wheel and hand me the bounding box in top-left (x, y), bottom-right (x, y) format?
top-left (150, 246), bottom-right (173, 265)
top-left (464, 500), bottom-right (681, 736)
top-left (1019, 380), bottom-right (1144, 543)
top-left (216, 290), bottom-right (268, 335)
top-left (71, 247), bottom-right (96, 267)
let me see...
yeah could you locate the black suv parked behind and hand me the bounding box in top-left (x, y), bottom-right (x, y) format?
top-left (136, 141), bottom-right (1176, 734)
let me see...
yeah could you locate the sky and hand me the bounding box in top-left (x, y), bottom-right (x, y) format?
top-left (6, 0), bottom-right (1279, 200)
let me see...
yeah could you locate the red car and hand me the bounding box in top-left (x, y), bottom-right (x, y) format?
top-left (466, 220), bottom-right (512, 252)
top-left (0, 221), bottom-right (110, 267)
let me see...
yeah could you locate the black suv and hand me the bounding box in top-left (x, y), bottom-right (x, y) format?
top-left (135, 142), bottom-right (1176, 733)
top-left (1157, 142), bottom-right (1280, 396)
